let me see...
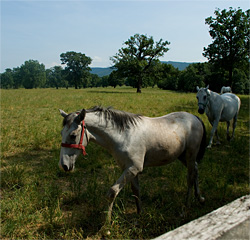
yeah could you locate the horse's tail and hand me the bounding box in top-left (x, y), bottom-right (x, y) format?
top-left (195, 115), bottom-right (207, 163)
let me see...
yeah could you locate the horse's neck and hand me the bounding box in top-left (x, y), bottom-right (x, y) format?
top-left (85, 112), bottom-right (117, 151)
top-left (206, 90), bottom-right (220, 115)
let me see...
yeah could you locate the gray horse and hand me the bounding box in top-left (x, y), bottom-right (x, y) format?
top-left (59, 106), bottom-right (206, 221)
top-left (196, 86), bottom-right (241, 148)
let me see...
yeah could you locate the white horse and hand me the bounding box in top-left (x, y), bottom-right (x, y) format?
top-left (196, 86), bottom-right (241, 148)
top-left (59, 106), bottom-right (206, 221)
top-left (220, 86), bottom-right (232, 94)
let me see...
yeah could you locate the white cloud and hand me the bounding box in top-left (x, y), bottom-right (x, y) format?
top-left (91, 56), bottom-right (111, 68)
top-left (92, 56), bottom-right (102, 63)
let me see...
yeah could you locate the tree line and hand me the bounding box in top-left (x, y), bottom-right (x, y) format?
top-left (1, 7), bottom-right (249, 94)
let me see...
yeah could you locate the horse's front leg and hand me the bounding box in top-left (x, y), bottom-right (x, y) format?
top-left (208, 119), bottom-right (220, 148)
top-left (106, 165), bottom-right (141, 222)
top-left (131, 175), bottom-right (142, 214)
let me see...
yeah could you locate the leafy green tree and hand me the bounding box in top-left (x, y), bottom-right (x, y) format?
top-left (46, 66), bottom-right (66, 89)
top-left (232, 68), bottom-right (249, 94)
top-left (108, 70), bottom-right (125, 88)
top-left (203, 7), bottom-right (250, 87)
top-left (20, 60), bottom-right (46, 89)
top-left (157, 63), bottom-right (180, 90)
top-left (12, 67), bottom-right (22, 89)
top-left (100, 75), bottom-right (109, 87)
top-left (111, 34), bottom-right (170, 93)
top-left (178, 63), bottom-right (206, 92)
top-left (89, 74), bottom-right (101, 88)
top-left (204, 63), bottom-right (228, 92)
top-left (0, 69), bottom-right (14, 89)
top-left (60, 51), bottom-right (92, 89)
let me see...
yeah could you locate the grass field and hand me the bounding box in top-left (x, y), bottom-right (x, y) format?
top-left (1, 87), bottom-right (249, 239)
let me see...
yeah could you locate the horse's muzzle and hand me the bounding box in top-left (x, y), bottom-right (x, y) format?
top-left (198, 108), bottom-right (205, 114)
top-left (59, 158), bottom-right (74, 172)
top-left (62, 164), bottom-right (74, 172)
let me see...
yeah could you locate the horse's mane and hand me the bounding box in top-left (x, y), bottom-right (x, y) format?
top-left (63, 106), bottom-right (142, 131)
top-left (86, 106), bottom-right (142, 131)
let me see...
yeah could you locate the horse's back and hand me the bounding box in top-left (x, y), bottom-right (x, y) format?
top-left (221, 93), bottom-right (241, 110)
top-left (220, 93), bottom-right (241, 120)
top-left (146, 112), bottom-right (200, 133)
top-left (143, 112), bottom-right (204, 167)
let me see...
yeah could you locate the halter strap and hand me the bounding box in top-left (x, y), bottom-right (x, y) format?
top-left (198, 102), bottom-right (208, 108)
top-left (61, 121), bottom-right (87, 156)
top-left (198, 94), bottom-right (210, 109)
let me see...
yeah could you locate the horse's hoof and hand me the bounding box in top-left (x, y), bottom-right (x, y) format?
top-left (107, 188), bottom-right (116, 200)
top-left (207, 145), bottom-right (212, 149)
top-left (216, 141), bottom-right (221, 145)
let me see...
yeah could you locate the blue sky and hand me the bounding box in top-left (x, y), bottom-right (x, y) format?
top-left (1, 0), bottom-right (249, 72)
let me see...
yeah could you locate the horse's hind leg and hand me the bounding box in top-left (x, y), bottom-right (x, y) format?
top-left (215, 129), bottom-right (221, 145)
top-left (226, 121), bottom-right (231, 141)
top-left (131, 175), bottom-right (142, 214)
top-left (231, 113), bottom-right (238, 140)
top-left (185, 156), bottom-right (197, 207)
top-left (194, 162), bottom-right (205, 203)
top-left (186, 158), bottom-right (204, 206)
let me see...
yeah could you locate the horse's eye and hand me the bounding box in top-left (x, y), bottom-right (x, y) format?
top-left (203, 96), bottom-right (207, 100)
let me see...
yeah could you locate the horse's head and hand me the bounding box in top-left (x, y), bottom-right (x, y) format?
top-left (59, 109), bottom-right (88, 172)
top-left (196, 85), bottom-right (210, 114)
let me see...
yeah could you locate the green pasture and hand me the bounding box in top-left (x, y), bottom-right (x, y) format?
top-left (1, 87), bottom-right (249, 239)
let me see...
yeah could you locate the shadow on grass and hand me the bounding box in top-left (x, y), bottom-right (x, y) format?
top-left (1, 130), bottom-right (249, 239)
top-left (86, 89), bottom-right (136, 94)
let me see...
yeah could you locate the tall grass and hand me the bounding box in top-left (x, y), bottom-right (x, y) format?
top-left (1, 87), bottom-right (249, 239)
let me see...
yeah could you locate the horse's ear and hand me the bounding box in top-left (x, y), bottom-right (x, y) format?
top-left (206, 88), bottom-right (211, 96)
top-left (79, 109), bottom-right (86, 122)
top-left (205, 85), bottom-right (209, 90)
top-left (59, 109), bottom-right (68, 118)
top-left (196, 86), bottom-right (200, 91)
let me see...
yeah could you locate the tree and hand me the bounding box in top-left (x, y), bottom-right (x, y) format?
top-left (46, 66), bottom-right (66, 89)
top-left (60, 51), bottom-right (92, 89)
top-left (89, 74), bottom-right (101, 88)
top-left (101, 75), bottom-right (109, 87)
top-left (203, 7), bottom-right (250, 87)
top-left (108, 70), bottom-right (125, 88)
top-left (0, 69), bottom-right (14, 89)
top-left (157, 63), bottom-right (180, 90)
top-left (111, 34), bottom-right (170, 93)
top-left (12, 67), bottom-right (22, 89)
top-left (20, 60), bottom-right (46, 89)
top-left (232, 68), bottom-right (249, 94)
top-left (178, 63), bottom-right (207, 92)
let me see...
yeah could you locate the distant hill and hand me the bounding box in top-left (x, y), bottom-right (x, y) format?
top-left (90, 67), bottom-right (113, 77)
top-left (162, 61), bottom-right (195, 70)
top-left (91, 61), bottom-right (195, 77)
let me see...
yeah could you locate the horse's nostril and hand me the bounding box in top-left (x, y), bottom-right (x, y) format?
top-left (62, 164), bottom-right (69, 172)
top-left (198, 108), bottom-right (204, 114)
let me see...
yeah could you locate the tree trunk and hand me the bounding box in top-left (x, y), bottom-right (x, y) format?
top-left (136, 77), bottom-right (142, 93)
top-left (229, 66), bottom-right (233, 88)
top-left (137, 87), bottom-right (142, 93)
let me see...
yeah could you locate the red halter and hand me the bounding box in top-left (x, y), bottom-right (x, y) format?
top-left (61, 121), bottom-right (87, 156)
